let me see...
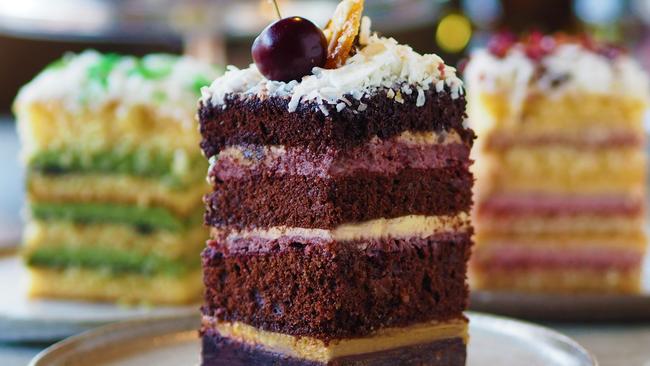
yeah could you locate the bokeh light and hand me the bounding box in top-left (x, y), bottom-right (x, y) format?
top-left (461, 0), bottom-right (502, 28)
top-left (436, 13), bottom-right (472, 53)
top-left (574, 0), bottom-right (624, 24)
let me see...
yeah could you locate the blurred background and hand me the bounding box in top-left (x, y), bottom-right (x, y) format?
top-left (5, 0), bottom-right (650, 114)
top-left (1, 0), bottom-right (650, 249)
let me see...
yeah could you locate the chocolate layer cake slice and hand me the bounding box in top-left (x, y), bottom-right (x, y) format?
top-left (198, 3), bottom-right (473, 364)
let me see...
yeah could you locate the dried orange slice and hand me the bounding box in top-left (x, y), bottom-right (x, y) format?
top-left (323, 0), bottom-right (364, 69)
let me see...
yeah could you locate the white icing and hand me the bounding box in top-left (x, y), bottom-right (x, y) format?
top-left (465, 43), bottom-right (650, 116)
top-left (358, 16), bottom-right (372, 46)
top-left (14, 50), bottom-right (220, 121)
top-left (201, 30), bottom-right (464, 115)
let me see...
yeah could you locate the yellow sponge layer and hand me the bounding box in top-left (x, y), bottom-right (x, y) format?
top-left (476, 93), bottom-right (645, 136)
top-left (207, 319), bottom-right (468, 363)
top-left (478, 146), bottom-right (645, 195)
top-left (17, 102), bottom-right (201, 160)
top-left (23, 220), bottom-right (206, 260)
top-left (470, 267), bottom-right (642, 294)
top-left (475, 213), bottom-right (645, 236)
top-left (28, 173), bottom-right (205, 217)
top-left (27, 267), bottom-right (202, 304)
top-left (474, 232), bottom-right (647, 251)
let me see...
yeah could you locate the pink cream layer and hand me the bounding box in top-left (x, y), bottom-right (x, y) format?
top-left (211, 139), bottom-right (470, 181)
top-left (475, 246), bottom-right (643, 271)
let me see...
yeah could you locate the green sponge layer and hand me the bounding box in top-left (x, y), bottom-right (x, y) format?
top-left (26, 245), bottom-right (198, 277)
top-left (30, 202), bottom-right (201, 232)
top-left (29, 149), bottom-right (206, 188)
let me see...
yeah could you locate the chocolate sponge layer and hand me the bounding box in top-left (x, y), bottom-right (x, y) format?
top-left (201, 331), bottom-right (466, 366)
top-left (198, 88), bottom-right (470, 158)
top-left (205, 167), bottom-right (473, 230)
top-left (201, 233), bottom-right (471, 340)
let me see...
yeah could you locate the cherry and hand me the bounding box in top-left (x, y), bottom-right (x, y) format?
top-left (522, 31), bottom-right (556, 61)
top-left (597, 44), bottom-right (625, 60)
top-left (252, 17), bottom-right (327, 82)
top-left (487, 32), bottom-right (516, 58)
top-left (577, 34), bottom-right (625, 60)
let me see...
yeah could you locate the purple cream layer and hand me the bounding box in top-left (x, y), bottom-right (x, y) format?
top-left (210, 138), bottom-right (470, 181)
top-left (208, 231), bottom-right (471, 256)
top-left (475, 246), bottom-right (643, 270)
top-left (478, 193), bottom-right (643, 217)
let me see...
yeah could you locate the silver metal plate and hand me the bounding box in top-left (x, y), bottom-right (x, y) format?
top-left (29, 312), bottom-right (597, 366)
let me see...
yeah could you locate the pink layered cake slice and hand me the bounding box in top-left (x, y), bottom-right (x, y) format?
top-left (465, 33), bottom-right (648, 293)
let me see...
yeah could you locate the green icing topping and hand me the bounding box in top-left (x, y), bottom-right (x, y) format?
top-left (17, 51), bottom-right (222, 114)
top-left (191, 75), bottom-right (213, 94)
top-left (130, 55), bottom-right (175, 80)
top-left (80, 52), bottom-right (217, 97)
top-left (87, 53), bottom-right (121, 89)
top-left (152, 90), bottom-right (168, 102)
top-left (29, 149), bottom-right (206, 188)
top-left (30, 202), bottom-right (200, 232)
top-left (44, 58), bottom-right (68, 71)
top-left (26, 246), bottom-right (198, 277)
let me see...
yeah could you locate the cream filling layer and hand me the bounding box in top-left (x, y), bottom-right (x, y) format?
top-left (204, 317), bottom-right (468, 363)
top-left (215, 213), bottom-right (470, 242)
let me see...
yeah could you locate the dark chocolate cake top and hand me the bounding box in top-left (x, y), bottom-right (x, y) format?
top-left (200, 18), bottom-right (464, 116)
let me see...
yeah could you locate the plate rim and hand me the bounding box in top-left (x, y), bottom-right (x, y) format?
top-left (467, 312), bottom-right (598, 365)
top-left (28, 311), bottom-right (599, 366)
top-left (470, 289), bottom-right (650, 322)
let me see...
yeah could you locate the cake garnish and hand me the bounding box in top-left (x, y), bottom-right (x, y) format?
top-left (464, 32), bottom-right (649, 118)
top-left (15, 51), bottom-right (220, 121)
top-left (323, 0), bottom-right (364, 69)
top-left (202, 0), bottom-right (463, 114)
top-left (487, 31), bottom-right (626, 61)
top-left (251, 1), bottom-right (327, 82)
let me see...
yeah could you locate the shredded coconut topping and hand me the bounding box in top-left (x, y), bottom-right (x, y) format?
top-left (201, 24), bottom-right (463, 115)
top-left (465, 43), bottom-right (650, 117)
top-left (15, 50), bottom-right (220, 121)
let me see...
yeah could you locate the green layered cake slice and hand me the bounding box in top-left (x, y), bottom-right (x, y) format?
top-left (14, 51), bottom-right (219, 304)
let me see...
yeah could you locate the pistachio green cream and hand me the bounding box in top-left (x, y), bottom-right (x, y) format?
top-left (30, 202), bottom-right (201, 232)
top-left (26, 246), bottom-right (198, 277)
top-left (29, 149), bottom-right (206, 188)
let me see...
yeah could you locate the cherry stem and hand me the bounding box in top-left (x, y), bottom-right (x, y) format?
top-left (270, 0), bottom-right (282, 20)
